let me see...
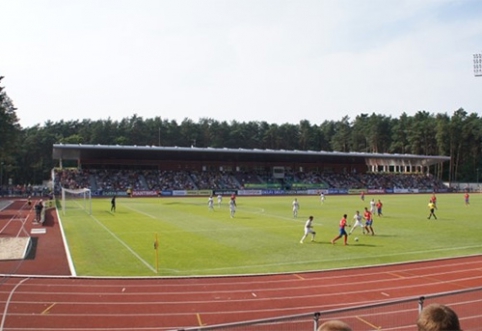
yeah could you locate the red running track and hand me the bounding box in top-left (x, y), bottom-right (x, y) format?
top-left (1, 199), bottom-right (481, 330)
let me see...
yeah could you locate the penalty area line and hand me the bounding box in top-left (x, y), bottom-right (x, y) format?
top-left (88, 213), bottom-right (157, 273)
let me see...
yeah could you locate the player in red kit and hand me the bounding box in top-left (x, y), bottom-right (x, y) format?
top-left (430, 194), bottom-right (437, 209)
top-left (364, 207), bottom-right (375, 235)
top-left (331, 214), bottom-right (349, 245)
top-left (376, 199), bottom-right (383, 217)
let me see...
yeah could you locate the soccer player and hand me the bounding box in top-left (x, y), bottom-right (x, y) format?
top-left (360, 191), bottom-right (365, 201)
top-left (300, 216), bottom-right (316, 243)
top-left (370, 199), bottom-right (376, 214)
top-left (430, 193), bottom-right (437, 209)
top-left (349, 210), bottom-right (364, 235)
top-left (331, 214), bottom-right (349, 245)
top-left (427, 200), bottom-right (437, 219)
top-left (464, 192), bottom-right (470, 206)
top-left (320, 192), bottom-right (325, 204)
top-left (229, 198), bottom-right (236, 218)
top-left (217, 194), bottom-right (223, 207)
top-left (376, 199), bottom-right (383, 217)
top-left (111, 196), bottom-right (116, 212)
top-left (292, 198), bottom-right (300, 218)
top-left (208, 195), bottom-right (214, 211)
top-left (364, 207), bottom-right (375, 235)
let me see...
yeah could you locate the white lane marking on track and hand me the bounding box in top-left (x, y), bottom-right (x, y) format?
top-left (0, 278), bottom-right (29, 330)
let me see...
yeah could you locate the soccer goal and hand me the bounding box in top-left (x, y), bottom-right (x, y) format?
top-left (61, 188), bottom-right (92, 215)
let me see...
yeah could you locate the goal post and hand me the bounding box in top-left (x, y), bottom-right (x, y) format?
top-left (61, 188), bottom-right (92, 215)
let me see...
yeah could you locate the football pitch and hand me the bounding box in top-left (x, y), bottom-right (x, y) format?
top-left (59, 193), bottom-right (482, 277)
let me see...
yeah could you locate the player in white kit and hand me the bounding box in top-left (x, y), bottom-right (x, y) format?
top-left (292, 198), bottom-right (300, 218)
top-left (300, 216), bottom-right (316, 243)
top-left (349, 210), bottom-right (364, 235)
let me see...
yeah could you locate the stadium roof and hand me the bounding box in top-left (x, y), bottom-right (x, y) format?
top-left (52, 144), bottom-right (450, 167)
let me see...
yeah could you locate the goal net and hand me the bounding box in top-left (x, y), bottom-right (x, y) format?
top-left (61, 188), bottom-right (92, 215)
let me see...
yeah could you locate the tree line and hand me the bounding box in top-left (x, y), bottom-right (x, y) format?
top-left (1, 77), bottom-right (481, 186)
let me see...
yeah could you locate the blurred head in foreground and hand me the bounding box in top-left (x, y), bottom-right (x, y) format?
top-left (317, 320), bottom-right (352, 331)
top-left (417, 303), bottom-right (461, 331)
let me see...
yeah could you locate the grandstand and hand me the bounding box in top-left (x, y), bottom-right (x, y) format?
top-left (52, 144), bottom-right (450, 195)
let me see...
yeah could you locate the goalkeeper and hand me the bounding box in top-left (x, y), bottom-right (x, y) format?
top-left (111, 196), bottom-right (116, 212)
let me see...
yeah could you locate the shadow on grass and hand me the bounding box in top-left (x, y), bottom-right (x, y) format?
top-left (304, 240), bottom-right (378, 247)
top-left (164, 201), bottom-right (206, 206)
top-left (104, 210), bottom-right (129, 215)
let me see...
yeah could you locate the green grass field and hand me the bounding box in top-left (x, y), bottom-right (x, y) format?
top-left (59, 193), bottom-right (482, 277)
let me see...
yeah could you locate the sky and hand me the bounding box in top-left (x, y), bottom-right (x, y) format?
top-left (1, 0), bottom-right (482, 128)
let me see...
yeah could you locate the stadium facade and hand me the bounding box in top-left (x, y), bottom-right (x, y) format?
top-left (53, 144), bottom-right (449, 173)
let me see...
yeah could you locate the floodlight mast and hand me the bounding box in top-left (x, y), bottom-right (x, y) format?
top-left (474, 53), bottom-right (482, 77)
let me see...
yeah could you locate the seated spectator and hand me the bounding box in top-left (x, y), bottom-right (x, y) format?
top-left (317, 320), bottom-right (352, 331)
top-left (417, 303), bottom-right (462, 331)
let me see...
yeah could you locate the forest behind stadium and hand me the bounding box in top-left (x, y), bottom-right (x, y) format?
top-left (1, 76), bottom-right (481, 186)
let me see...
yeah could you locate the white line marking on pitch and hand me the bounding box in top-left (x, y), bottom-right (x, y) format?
top-left (123, 204), bottom-right (158, 219)
top-left (88, 214), bottom-right (157, 273)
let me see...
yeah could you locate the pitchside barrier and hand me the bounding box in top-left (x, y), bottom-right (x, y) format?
top-left (174, 286), bottom-right (482, 331)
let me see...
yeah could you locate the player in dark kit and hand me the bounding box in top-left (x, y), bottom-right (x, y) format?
top-left (111, 196), bottom-right (116, 212)
top-left (427, 200), bottom-right (437, 219)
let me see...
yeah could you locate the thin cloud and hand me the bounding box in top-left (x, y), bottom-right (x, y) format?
top-left (0, 0), bottom-right (481, 128)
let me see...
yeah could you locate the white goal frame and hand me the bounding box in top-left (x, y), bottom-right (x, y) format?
top-left (61, 188), bottom-right (92, 215)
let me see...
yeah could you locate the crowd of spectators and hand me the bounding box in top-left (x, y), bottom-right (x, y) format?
top-left (55, 168), bottom-right (91, 190)
top-left (52, 168), bottom-right (447, 193)
top-left (144, 170), bottom-right (196, 191)
top-left (95, 169), bottom-right (144, 191)
top-left (0, 184), bottom-right (50, 197)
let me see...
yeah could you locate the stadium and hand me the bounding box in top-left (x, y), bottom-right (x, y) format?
top-left (1, 144), bottom-right (481, 330)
